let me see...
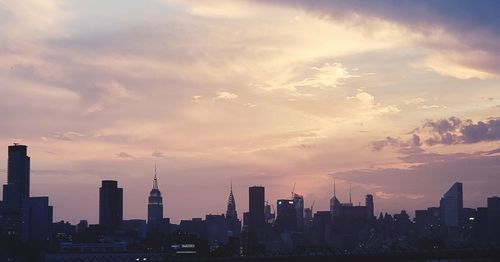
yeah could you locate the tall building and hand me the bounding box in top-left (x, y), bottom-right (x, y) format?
top-left (329, 178), bottom-right (341, 217)
top-left (225, 182), bottom-right (241, 234)
top-left (1, 144), bottom-right (52, 240)
top-left (99, 180), bottom-right (123, 233)
top-left (365, 194), bottom-right (374, 219)
top-left (148, 167), bottom-right (163, 227)
top-left (248, 186), bottom-right (265, 232)
top-left (440, 182), bottom-right (463, 231)
top-left (3, 144), bottom-right (30, 210)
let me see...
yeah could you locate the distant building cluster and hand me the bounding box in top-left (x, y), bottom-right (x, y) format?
top-left (1, 144), bottom-right (500, 260)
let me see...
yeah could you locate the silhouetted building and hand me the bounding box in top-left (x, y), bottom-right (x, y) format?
top-left (4, 144), bottom-right (30, 209)
top-left (99, 180), bottom-right (123, 233)
top-left (293, 193), bottom-right (304, 231)
top-left (21, 196), bottom-right (53, 241)
top-left (122, 219), bottom-right (147, 238)
top-left (366, 194), bottom-right (374, 219)
top-left (330, 179), bottom-right (341, 218)
top-left (225, 183), bottom-right (241, 235)
top-left (248, 186), bottom-right (264, 232)
top-left (1, 144), bottom-right (53, 242)
top-left (440, 182), bottom-right (463, 232)
top-left (304, 207), bottom-right (313, 228)
top-left (53, 220), bottom-right (76, 240)
top-left (264, 201), bottom-right (275, 223)
top-left (180, 218), bottom-right (206, 240)
top-left (474, 207), bottom-right (488, 244)
top-left (312, 211), bottom-right (332, 246)
top-left (76, 220), bottom-right (88, 233)
top-left (1, 144), bottom-right (30, 237)
top-left (275, 199), bottom-right (297, 232)
top-left (206, 214), bottom-right (229, 245)
top-left (148, 167), bottom-right (163, 230)
top-left (487, 196), bottom-right (500, 244)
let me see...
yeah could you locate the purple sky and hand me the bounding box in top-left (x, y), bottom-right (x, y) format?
top-left (0, 0), bottom-right (499, 224)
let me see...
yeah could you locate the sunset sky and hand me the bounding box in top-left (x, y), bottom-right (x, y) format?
top-left (0, 0), bottom-right (499, 224)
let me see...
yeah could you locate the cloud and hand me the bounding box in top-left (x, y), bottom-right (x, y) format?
top-left (419, 104), bottom-right (447, 110)
top-left (192, 95), bottom-right (202, 102)
top-left (49, 131), bottom-right (84, 141)
top-left (424, 117), bottom-right (500, 145)
top-left (461, 119), bottom-right (500, 143)
top-left (254, 0), bottom-right (500, 77)
top-left (372, 134), bottom-right (422, 154)
top-left (116, 152), bottom-right (134, 159)
top-left (404, 97), bottom-right (426, 105)
top-left (214, 91), bottom-right (238, 100)
top-left (347, 91), bottom-right (400, 115)
top-left (295, 63), bottom-right (353, 88)
top-left (373, 117), bottom-right (500, 150)
top-left (152, 150), bottom-right (167, 159)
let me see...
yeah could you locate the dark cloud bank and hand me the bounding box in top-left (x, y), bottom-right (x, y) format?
top-left (373, 117), bottom-right (500, 151)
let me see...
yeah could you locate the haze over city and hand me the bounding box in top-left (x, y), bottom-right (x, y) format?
top-left (0, 0), bottom-right (499, 226)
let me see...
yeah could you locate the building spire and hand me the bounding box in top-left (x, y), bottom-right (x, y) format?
top-left (153, 164), bottom-right (159, 190)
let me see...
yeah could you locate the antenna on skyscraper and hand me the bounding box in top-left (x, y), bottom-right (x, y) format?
top-left (291, 182), bottom-right (296, 198)
top-left (153, 164), bottom-right (158, 190)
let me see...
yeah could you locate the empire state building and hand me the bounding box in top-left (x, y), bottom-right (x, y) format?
top-left (147, 166), bottom-right (163, 226)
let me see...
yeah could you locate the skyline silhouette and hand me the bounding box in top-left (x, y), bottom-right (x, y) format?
top-left (0, 0), bottom-right (499, 260)
top-left (0, 1), bottom-right (499, 226)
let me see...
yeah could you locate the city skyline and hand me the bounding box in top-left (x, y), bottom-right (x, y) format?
top-left (0, 0), bottom-right (499, 225)
top-left (0, 143), bottom-right (498, 226)
top-left (1, 143), bottom-right (499, 259)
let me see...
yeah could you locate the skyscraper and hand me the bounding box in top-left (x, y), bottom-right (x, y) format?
top-left (440, 182), bottom-right (463, 231)
top-left (148, 167), bottom-right (163, 227)
top-left (365, 194), bottom-right (374, 219)
top-left (1, 144), bottom-right (31, 237)
top-left (330, 178), bottom-right (340, 217)
top-left (225, 182), bottom-right (241, 234)
top-left (1, 144), bottom-right (52, 240)
top-left (3, 144), bottom-right (30, 210)
top-left (99, 180), bottom-right (123, 233)
top-left (248, 186), bottom-right (265, 232)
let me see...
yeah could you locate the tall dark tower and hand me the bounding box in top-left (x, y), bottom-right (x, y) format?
top-left (148, 166), bottom-right (163, 226)
top-left (226, 182), bottom-right (241, 234)
top-left (3, 144), bottom-right (30, 210)
top-left (365, 194), bottom-right (374, 219)
top-left (440, 182), bottom-right (463, 231)
top-left (1, 143), bottom-right (31, 237)
top-left (248, 186), bottom-right (265, 232)
top-left (99, 180), bottom-right (123, 233)
top-left (1, 144), bottom-right (53, 241)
